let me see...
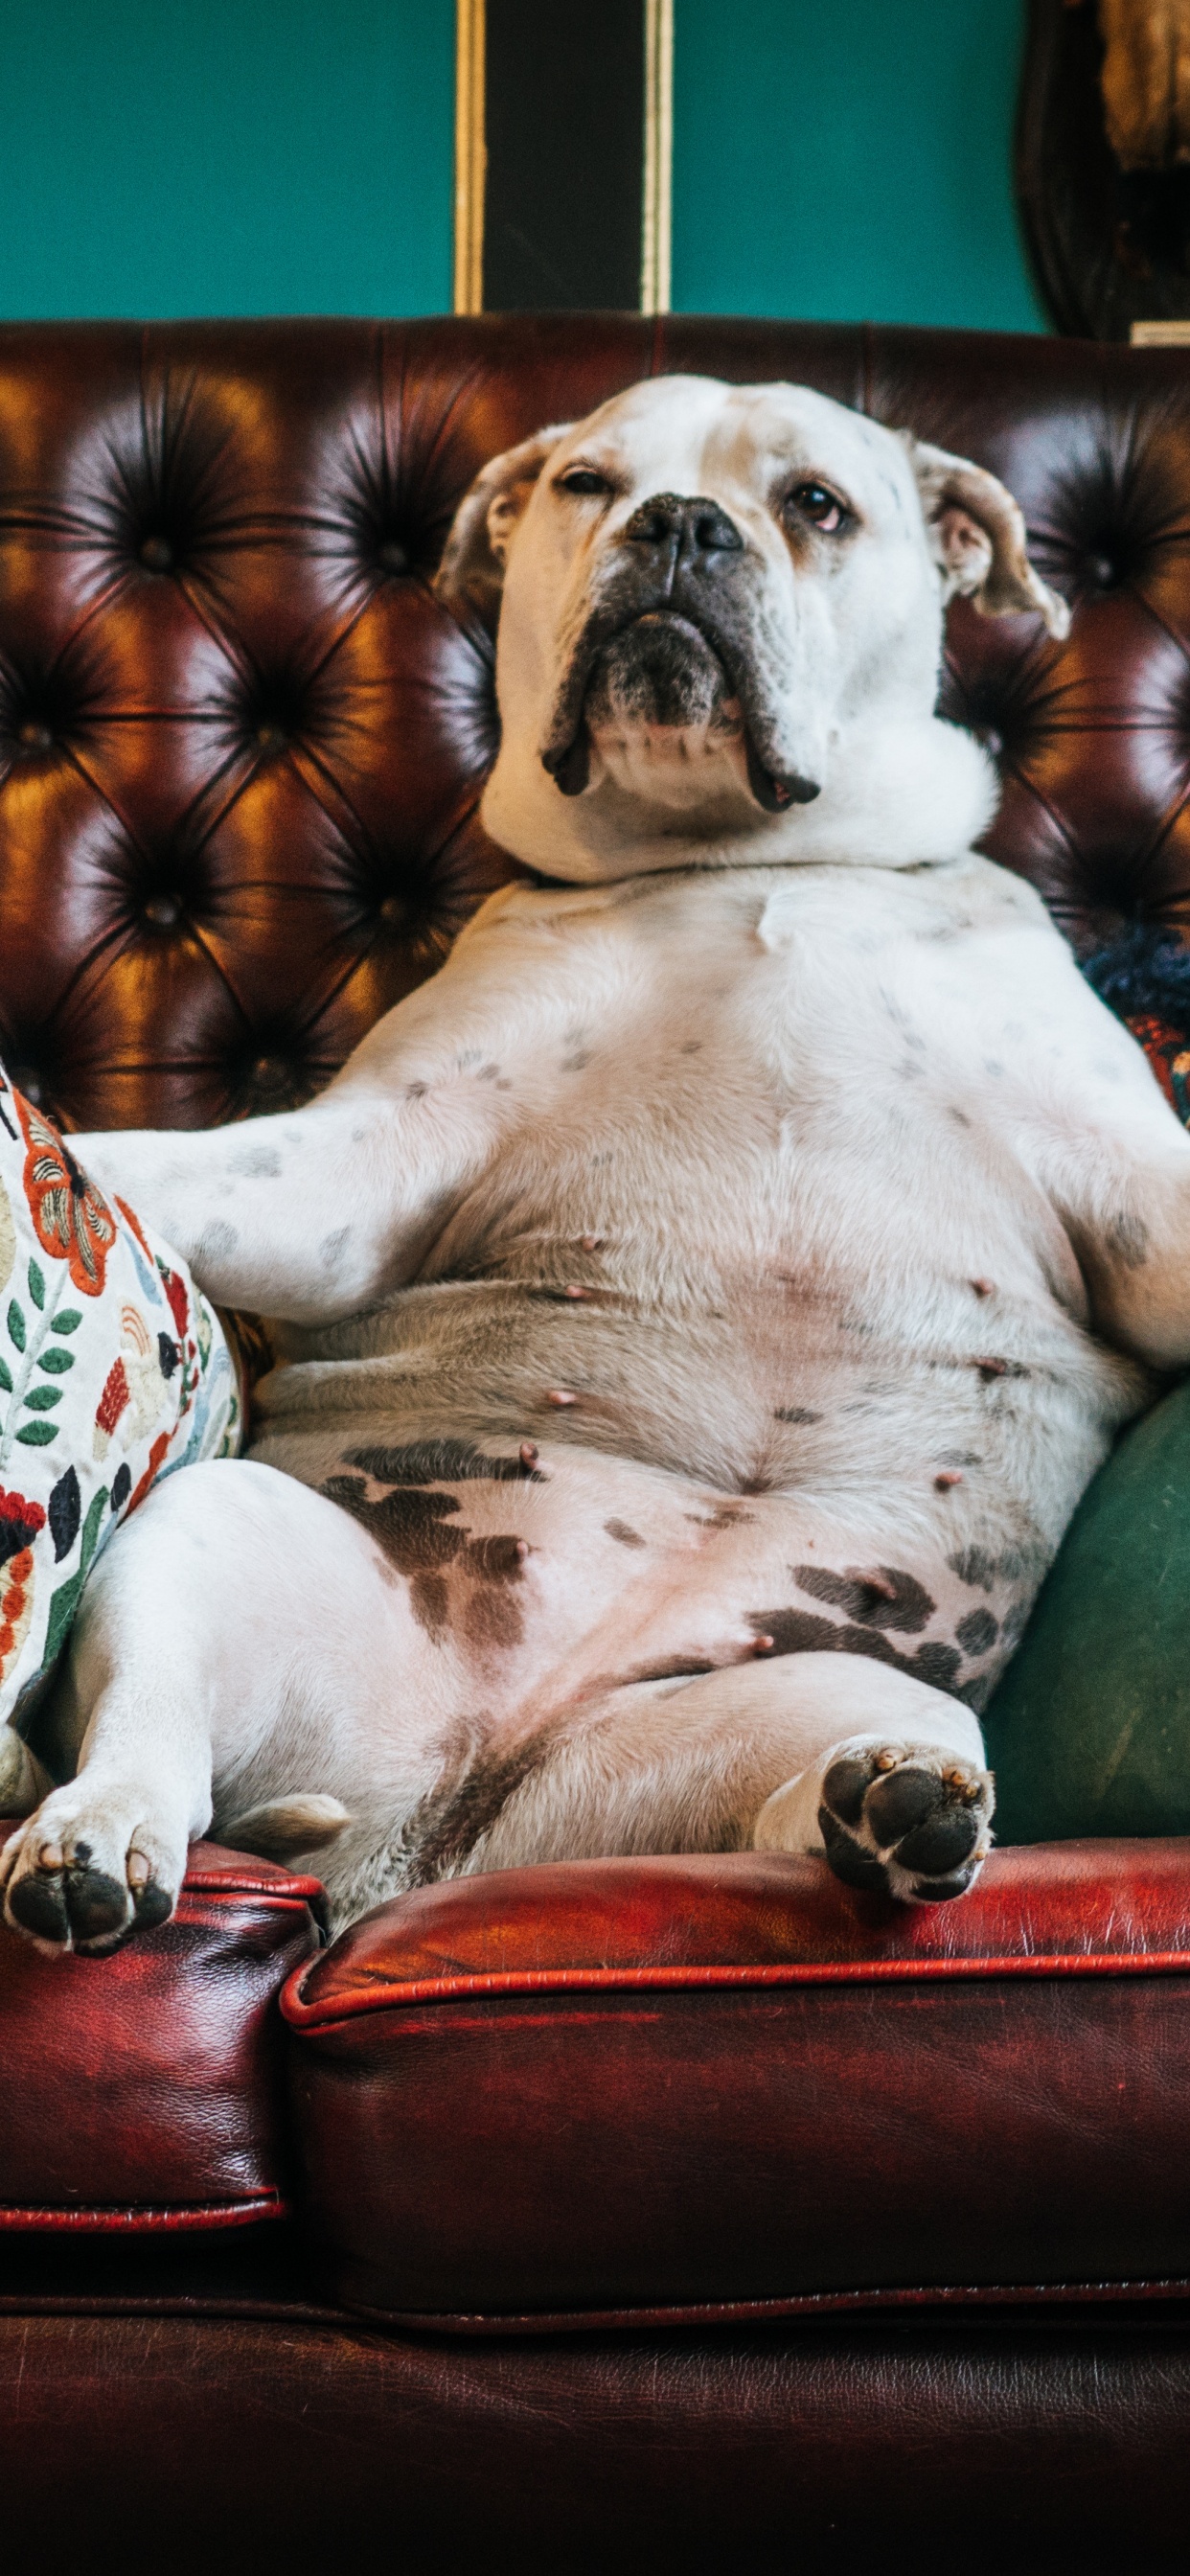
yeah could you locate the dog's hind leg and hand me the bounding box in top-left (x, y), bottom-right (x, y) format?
top-left (0, 1455), bottom-right (425, 1954)
top-left (451, 1651), bottom-right (994, 1905)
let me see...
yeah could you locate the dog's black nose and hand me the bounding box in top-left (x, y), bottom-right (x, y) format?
top-left (624, 492), bottom-right (743, 566)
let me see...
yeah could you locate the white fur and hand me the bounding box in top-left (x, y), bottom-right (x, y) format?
top-left (0, 377), bottom-right (1180, 1951)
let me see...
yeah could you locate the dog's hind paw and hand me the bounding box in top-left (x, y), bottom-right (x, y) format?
top-left (754, 1735), bottom-right (995, 1903)
top-left (0, 1782), bottom-right (186, 1954)
top-left (816, 1740), bottom-right (994, 1902)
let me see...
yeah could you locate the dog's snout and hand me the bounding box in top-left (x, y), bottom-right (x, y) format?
top-left (624, 493), bottom-right (743, 568)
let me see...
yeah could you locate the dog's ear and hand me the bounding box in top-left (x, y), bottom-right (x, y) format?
top-left (434, 425), bottom-right (574, 630)
top-left (905, 437), bottom-right (1070, 639)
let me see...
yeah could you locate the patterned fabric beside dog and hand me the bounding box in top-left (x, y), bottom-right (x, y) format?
top-left (0, 1069), bottom-right (240, 1731)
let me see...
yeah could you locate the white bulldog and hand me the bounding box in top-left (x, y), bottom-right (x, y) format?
top-left (3, 373), bottom-right (1187, 1952)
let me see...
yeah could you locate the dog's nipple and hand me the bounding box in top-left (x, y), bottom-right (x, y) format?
top-left (971, 1277), bottom-right (995, 1299)
top-left (934, 1470), bottom-right (963, 1491)
top-left (545, 1389), bottom-right (579, 1408)
top-left (519, 1441), bottom-right (539, 1468)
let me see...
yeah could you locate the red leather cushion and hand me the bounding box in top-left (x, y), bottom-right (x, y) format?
top-left (285, 1842), bottom-right (1190, 2324)
top-left (0, 1831), bottom-right (323, 2229)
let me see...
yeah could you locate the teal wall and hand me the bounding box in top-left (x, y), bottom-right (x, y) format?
top-left (673, 0), bottom-right (1044, 329)
top-left (0, 0), bottom-right (454, 318)
top-left (0, 0), bottom-right (1042, 332)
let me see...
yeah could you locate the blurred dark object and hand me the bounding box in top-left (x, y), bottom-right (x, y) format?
top-left (1018, 0), bottom-right (1190, 336)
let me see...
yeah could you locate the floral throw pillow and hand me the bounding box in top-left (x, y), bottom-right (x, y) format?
top-left (0, 1070), bottom-right (240, 1729)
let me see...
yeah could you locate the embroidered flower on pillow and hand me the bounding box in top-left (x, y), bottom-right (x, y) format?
top-left (0, 1071), bottom-right (241, 1731)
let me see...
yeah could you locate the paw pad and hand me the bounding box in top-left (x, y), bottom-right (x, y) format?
top-left (819, 1745), bottom-right (993, 1903)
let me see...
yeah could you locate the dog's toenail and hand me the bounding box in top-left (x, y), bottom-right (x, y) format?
top-left (875, 1750), bottom-right (899, 1772)
top-left (38, 1843), bottom-right (63, 1871)
top-left (126, 1852), bottom-right (150, 1889)
top-left (963, 1782), bottom-right (982, 1803)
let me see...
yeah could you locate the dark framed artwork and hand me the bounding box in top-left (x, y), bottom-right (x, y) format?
top-left (454, 0), bottom-right (672, 314)
top-left (1018, 0), bottom-right (1190, 340)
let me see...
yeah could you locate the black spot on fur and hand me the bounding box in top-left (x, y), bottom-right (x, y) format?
top-left (749, 1607), bottom-right (962, 1695)
top-left (774, 1406), bottom-right (822, 1424)
top-left (323, 1463), bottom-right (527, 1648)
top-left (605, 1518), bottom-right (645, 1548)
top-left (621, 1655), bottom-right (717, 1684)
top-left (343, 1438), bottom-right (543, 1485)
top-left (947, 1546), bottom-right (995, 1591)
top-left (463, 1533), bottom-right (527, 1581)
top-left (956, 1607), bottom-right (998, 1656)
top-left (792, 1564), bottom-right (936, 1634)
top-left (402, 1724), bottom-right (560, 1884)
top-left (324, 1475), bottom-right (465, 1576)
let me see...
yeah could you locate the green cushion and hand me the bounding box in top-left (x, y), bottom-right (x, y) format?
top-left (982, 1375), bottom-right (1190, 1842)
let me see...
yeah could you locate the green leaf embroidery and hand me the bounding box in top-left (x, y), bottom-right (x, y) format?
top-left (79, 1485), bottom-right (109, 1577)
top-left (23, 1386), bottom-right (61, 1413)
top-left (26, 1258), bottom-right (45, 1310)
top-left (0, 1359), bottom-right (11, 1395)
top-left (50, 1311), bottom-right (82, 1336)
top-left (37, 1348), bottom-right (74, 1375)
top-left (43, 1570), bottom-right (82, 1667)
top-left (7, 1301), bottom-right (25, 1353)
top-left (15, 1420), bottom-right (57, 1445)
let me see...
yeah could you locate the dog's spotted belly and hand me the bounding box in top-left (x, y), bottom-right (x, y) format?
top-left (307, 1431), bottom-right (1044, 1722)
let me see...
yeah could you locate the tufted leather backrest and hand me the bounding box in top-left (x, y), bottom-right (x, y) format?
top-left (2, 314), bottom-right (1189, 1133)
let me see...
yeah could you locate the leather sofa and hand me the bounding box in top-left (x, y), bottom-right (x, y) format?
top-left (2, 314), bottom-right (1190, 2569)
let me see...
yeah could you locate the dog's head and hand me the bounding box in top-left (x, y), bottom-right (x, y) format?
top-left (435, 375), bottom-right (1067, 882)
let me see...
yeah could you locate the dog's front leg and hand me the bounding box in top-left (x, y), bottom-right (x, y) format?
top-left (0, 1526), bottom-right (217, 1953)
top-left (69, 925), bottom-right (545, 1324)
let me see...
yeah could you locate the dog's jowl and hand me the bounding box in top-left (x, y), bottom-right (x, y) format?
top-left (7, 373), bottom-right (1190, 1950)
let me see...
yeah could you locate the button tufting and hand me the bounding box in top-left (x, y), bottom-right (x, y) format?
top-left (1087, 553), bottom-right (1118, 589)
top-left (255, 723), bottom-right (288, 754)
top-left (378, 892), bottom-right (411, 932)
top-left (143, 893), bottom-right (182, 931)
top-left (378, 540), bottom-right (407, 574)
top-left (250, 1054), bottom-right (291, 1094)
top-left (139, 536), bottom-right (174, 573)
top-left (16, 721), bottom-right (53, 753)
top-left (10, 1068), bottom-right (45, 1108)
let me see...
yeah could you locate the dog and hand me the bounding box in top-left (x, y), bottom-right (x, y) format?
top-left (3, 371), bottom-right (1188, 1954)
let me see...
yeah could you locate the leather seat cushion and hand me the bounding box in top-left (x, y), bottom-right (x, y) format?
top-left (0, 1832), bottom-right (323, 2227)
top-left (986, 1376), bottom-right (1190, 1841)
top-left (285, 1841), bottom-right (1190, 2324)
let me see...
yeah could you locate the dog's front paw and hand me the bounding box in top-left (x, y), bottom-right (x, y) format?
top-left (815, 1741), bottom-right (994, 1902)
top-left (0, 1783), bottom-right (185, 1954)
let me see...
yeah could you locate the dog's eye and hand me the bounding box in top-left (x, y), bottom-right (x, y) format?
top-left (787, 482), bottom-right (847, 535)
top-left (557, 468), bottom-right (613, 497)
